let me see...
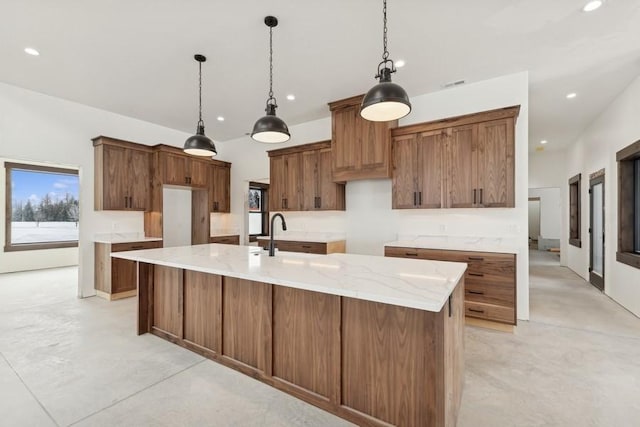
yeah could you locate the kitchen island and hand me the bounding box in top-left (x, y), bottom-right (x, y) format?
top-left (113, 244), bottom-right (466, 427)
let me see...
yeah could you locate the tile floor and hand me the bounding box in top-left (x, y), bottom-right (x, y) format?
top-left (1, 251), bottom-right (639, 426)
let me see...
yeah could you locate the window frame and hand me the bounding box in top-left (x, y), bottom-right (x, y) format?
top-left (248, 182), bottom-right (269, 242)
top-left (616, 139), bottom-right (640, 269)
top-left (4, 162), bottom-right (79, 252)
top-left (568, 173), bottom-right (582, 248)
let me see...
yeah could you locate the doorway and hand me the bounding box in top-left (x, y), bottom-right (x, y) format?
top-left (528, 197), bottom-right (541, 250)
top-left (248, 181), bottom-right (269, 243)
top-left (589, 173), bottom-right (605, 291)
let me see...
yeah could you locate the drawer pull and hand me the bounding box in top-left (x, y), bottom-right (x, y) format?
top-left (468, 272), bottom-right (484, 277)
top-left (468, 290), bottom-right (484, 295)
top-left (130, 245), bottom-right (144, 249)
top-left (468, 257), bottom-right (484, 261)
top-left (468, 308), bottom-right (485, 314)
top-left (405, 252), bottom-right (418, 257)
top-left (301, 245), bottom-right (312, 249)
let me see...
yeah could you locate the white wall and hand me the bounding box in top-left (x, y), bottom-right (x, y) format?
top-left (0, 82), bottom-right (206, 297)
top-left (529, 149), bottom-right (568, 263)
top-left (218, 71), bottom-right (530, 320)
top-left (162, 187), bottom-right (192, 247)
top-left (564, 75), bottom-right (640, 317)
top-left (528, 188), bottom-right (561, 240)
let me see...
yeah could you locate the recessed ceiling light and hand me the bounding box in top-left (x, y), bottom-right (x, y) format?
top-left (217, 116), bottom-right (225, 121)
top-left (395, 60), bottom-right (406, 68)
top-left (540, 140), bottom-right (548, 144)
top-left (286, 94), bottom-right (295, 101)
top-left (583, 0), bottom-right (603, 12)
top-left (24, 47), bottom-right (40, 56)
top-left (566, 93), bottom-right (577, 99)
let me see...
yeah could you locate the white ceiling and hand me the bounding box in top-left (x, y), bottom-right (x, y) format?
top-left (2, 0), bottom-right (639, 152)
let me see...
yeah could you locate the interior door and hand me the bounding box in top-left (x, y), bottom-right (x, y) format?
top-left (589, 174), bottom-right (605, 291)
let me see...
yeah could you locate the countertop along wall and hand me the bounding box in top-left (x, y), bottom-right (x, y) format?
top-left (564, 76), bottom-right (640, 317)
top-left (0, 82), bottom-right (203, 297)
top-left (219, 71), bottom-right (530, 320)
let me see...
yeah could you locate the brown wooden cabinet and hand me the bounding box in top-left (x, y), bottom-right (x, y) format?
top-left (269, 141), bottom-right (345, 212)
top-left (95, 239), bottom-right (162, 300)
top-left (210, 164), bottom-right (230, 213)
top-left (328, 95), bottom-right (397, 182)
top-left (209, 235), bottom-right (240, 245)
top-left (93, 137), bottom-right (152, 211)
top-left (160, 151), bottom-right (208, 187)
top-left (257, 238), bottom-right (346, 254)
top-left (385, 246), bottom-right (517, 325)
top-left (391, 106), bottom-right (518, 209)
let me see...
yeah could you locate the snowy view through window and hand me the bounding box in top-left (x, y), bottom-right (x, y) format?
top-left (10, 168), bottom-right (79, 244)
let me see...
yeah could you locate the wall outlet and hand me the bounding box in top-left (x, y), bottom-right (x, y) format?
top-left (439, 224), bottom-right (447, 233)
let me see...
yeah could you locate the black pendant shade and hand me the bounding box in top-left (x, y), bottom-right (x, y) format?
top-left (361, 0), bottom-right (411, 122)
top-left (252, 103), bottom-right (290, 144)
top-left (251, 16), bottom-right (290, 144)
top-left (183, 54), bottom-right (217, 157)
top-left (361, 67), bottom-right (411, 122)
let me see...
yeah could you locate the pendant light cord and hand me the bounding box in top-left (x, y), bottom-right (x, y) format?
top-left (268, 25), bottom-right (275, 104)
top-left (382, 0), bottom-right (389, 61)
top-left (198, 60), bottom-right (204, 127)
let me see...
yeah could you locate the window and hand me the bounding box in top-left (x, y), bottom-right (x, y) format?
top-left (569, 173), bottom-right (581, 248)
top-left (616, 139), bottom-right (640, 269)
top-left (248, 183), bottom-right (269, 242)
top-left (5, 162), bottom-right (79, 252)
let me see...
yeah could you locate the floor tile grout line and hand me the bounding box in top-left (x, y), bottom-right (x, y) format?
top-left (526, 318), bottom-right (640, 342)
top-left (0, 351), bottom-right (60, 427)
top-left (66, 358), bottom-right (207, 426)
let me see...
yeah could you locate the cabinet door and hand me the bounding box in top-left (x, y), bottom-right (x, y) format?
top-left (302, 150), bottom-right (319, 210)
top-left (416, 130), bottom-right (446, 209)
top-left (360, 119), bottom-right (390, 172)
top-left (392, 134), bottom-right (418, 209)
top-left (317, 148), bottom-right (342, 210)
top-left (127, 149), bottom-right (150, 210)
top-left (190, 159), bottom-right (209, 187)
top-left (211, 165), bottom-right (230, 213)
top-left (163, 153), bottom-right (188, 186)
top-left (476, 119), bottom-right (514, 208)
top-left (111, 257), bottom-right (137, 293)
top-left (101, 145), bottom-right (128, 210)
top-left (446, 124), bottom-right (477, 208)
top-left (269, 156), bottom-right (286, 211)
top-left (284, 154), bottom-right (302, 211)
top-left (331, 106), bottom-right (359, 176)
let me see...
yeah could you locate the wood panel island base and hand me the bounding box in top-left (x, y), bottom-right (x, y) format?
top-left (116, 245), bottom-right (466, 427)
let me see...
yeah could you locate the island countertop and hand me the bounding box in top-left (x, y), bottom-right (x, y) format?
top-left (112, 243), bottom-right (466, 312)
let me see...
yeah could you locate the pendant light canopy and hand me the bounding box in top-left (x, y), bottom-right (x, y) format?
top-left (251, 16), bottom-right (290, 144)
top-left (184, 54), bottom-right (217, 157)
top-left (361, 0), bottom-right (411, 122)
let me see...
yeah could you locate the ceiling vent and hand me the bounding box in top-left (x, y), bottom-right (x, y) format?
top-left (443, 80), bottom-right (466, 89)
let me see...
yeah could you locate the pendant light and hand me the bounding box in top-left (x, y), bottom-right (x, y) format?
top-left (251, 16), bottom-right (290, 143)
top-left (361, 0), bottom-right (411, 122)
top-left (183, 54), bottom-right (217, 157)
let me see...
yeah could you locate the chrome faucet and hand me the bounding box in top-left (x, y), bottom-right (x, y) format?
top-left (268, 213), bottom-right (287, 256)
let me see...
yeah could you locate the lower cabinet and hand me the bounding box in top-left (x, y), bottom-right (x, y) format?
top-left (95, 240), bottom-right (162, 300)
top-left (209, 235), bottom-right (240, 245)
top-left (385, 246), bottom-right (517, 325)
top-left (256, 238), bottom-right (346, 255)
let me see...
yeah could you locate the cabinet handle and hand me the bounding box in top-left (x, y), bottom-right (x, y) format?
top-left (418, 192), bottom-right (422, 205)
top-left (473, 189), bottom-right (477, 204)
top-left (317, 196), bottom-right (321, 208)
top-left (468, 308), bottom-right (485, 314)
top-left (405, 252), bottom-right (418, 257)
top-left (468, 257), bottom-right (484, 261)
top-left (129, 197), bottom-right (133, 208)
top-left (468, 290), bottom-right (485, 295)
top-left (302, 245), bottom-right (312, 249)
top-left (414, 192), bottom-right (417, 206)
top-left (479, 188), bottom-right (483, 204)
top-left (124, 196), bottom-right (128, 208)
top-left (468, 272), bottom-right (485, 277)
top-left (285, 198), bottom-right (288, 209)
top-left (130, 245), bottom-right (144, 250)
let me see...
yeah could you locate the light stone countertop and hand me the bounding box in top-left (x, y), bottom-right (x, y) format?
top-left (256, 232), bottom-right (346, 243)
top-left (94, 233), bottom-right (163, 244)
top-left (112, 244), bottom-right (466, 312)
top-left (385, 235), bottom-right (519, 255)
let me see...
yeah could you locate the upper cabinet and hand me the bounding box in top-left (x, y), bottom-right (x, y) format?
top-left (391, 106), bottom-right (519, 210)
top-left (328, 95), bottom-right (397, 182)
top-left (210, 164), bottom-right (230, 213)
top-left (93, 136), bottom-right (151, 211)
top-left (269, 141), bottom-right (345, 212)
top-left (159, 150), bottom-right (208, 187)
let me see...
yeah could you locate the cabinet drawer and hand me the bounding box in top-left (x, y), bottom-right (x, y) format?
top-left (210, 236), bottom-right (240, 245)
top-left (276, 241), bottom-right (327, 254)
top-left (112, 241), bottom-right (162, 252)
top-left (464, 280), bottom-right (514, 306)
top-left (465, 301), bottom-right (515, 324)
